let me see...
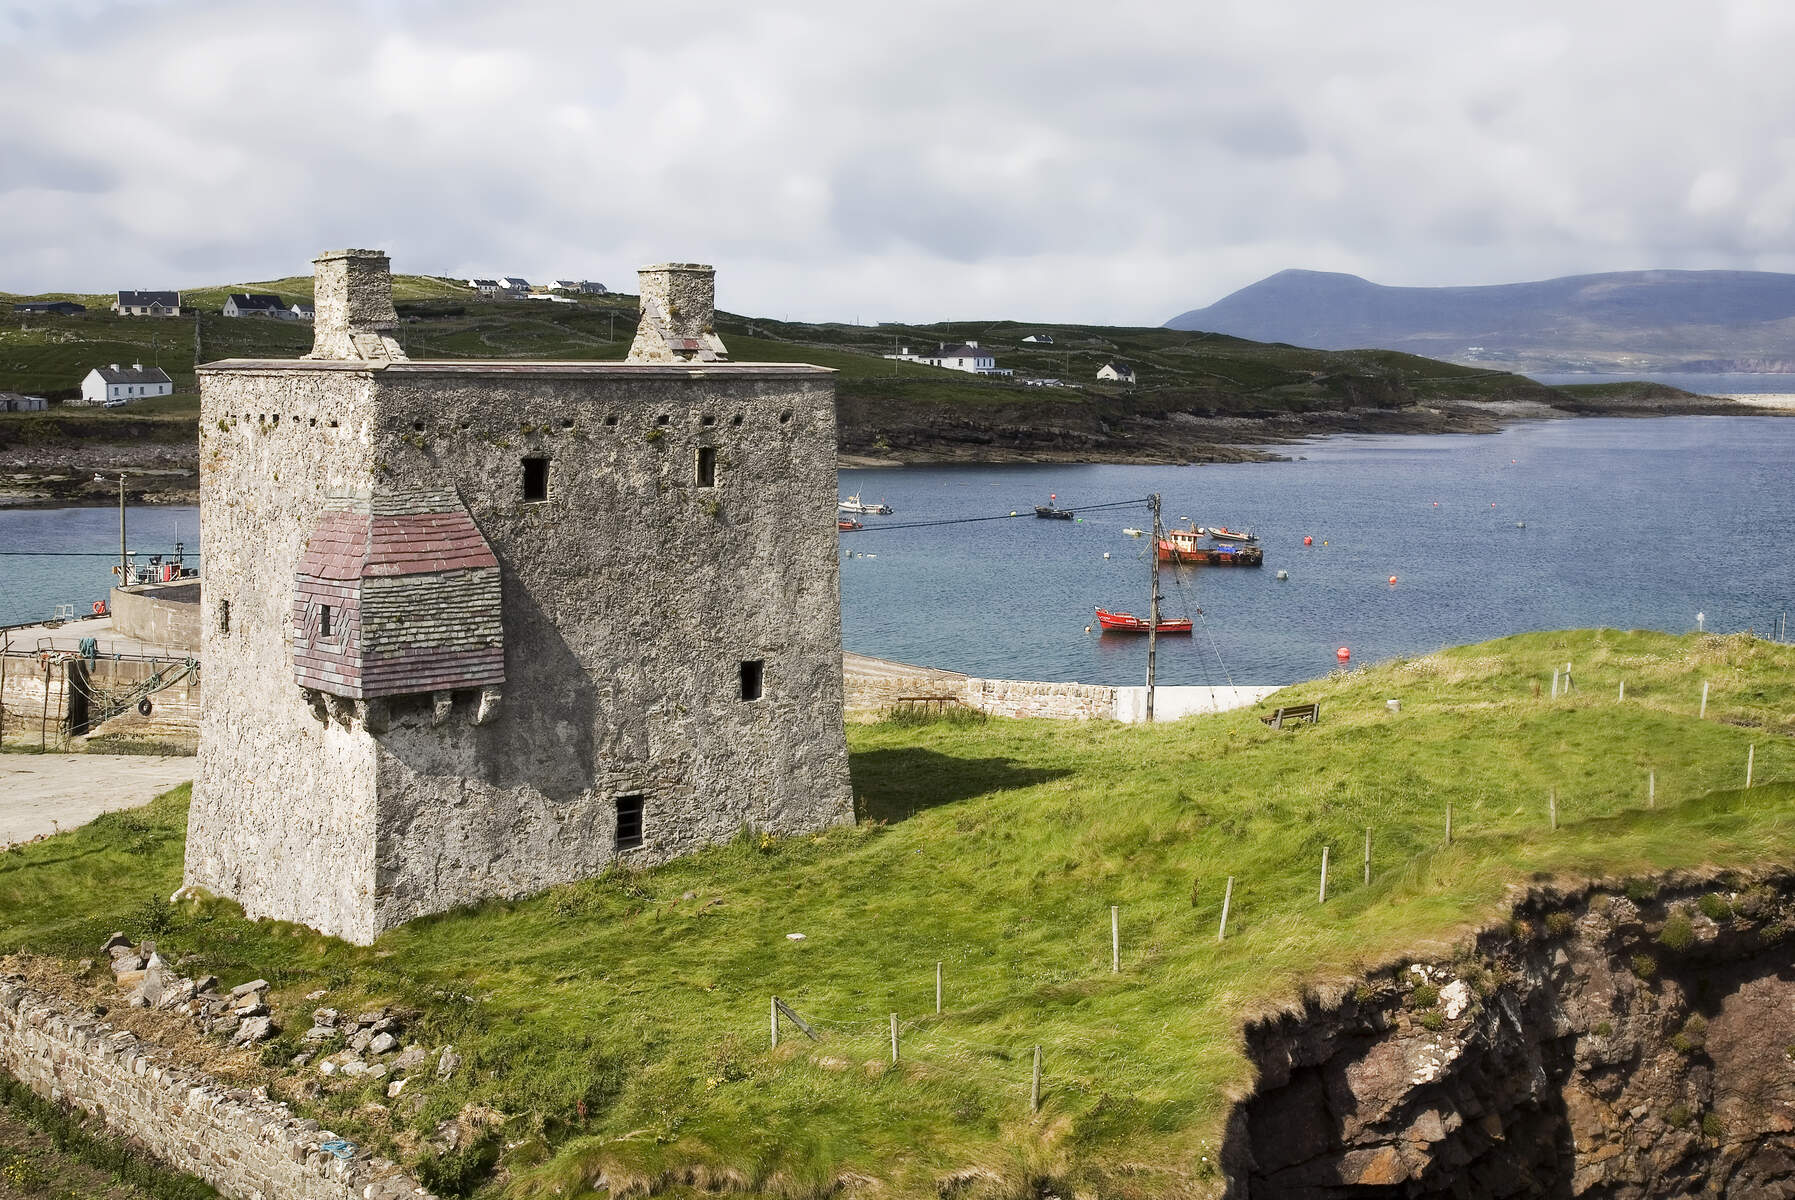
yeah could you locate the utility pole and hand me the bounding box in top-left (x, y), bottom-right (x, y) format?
top-left (1147, 492), bottom-right (1162, 723)
top-left (116, 473), bottom-right (127, 587)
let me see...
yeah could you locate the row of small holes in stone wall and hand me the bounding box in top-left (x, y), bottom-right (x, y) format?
top-left (220, 414), bottom-right (341, 429)
top-left (410, 411), bottom-right (792, 433)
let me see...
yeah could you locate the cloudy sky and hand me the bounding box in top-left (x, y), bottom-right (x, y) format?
top-left (4, 0), bottom-right (1794, 323)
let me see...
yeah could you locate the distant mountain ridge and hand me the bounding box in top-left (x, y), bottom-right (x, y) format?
top-left (1166, 269), bottom-right (1795, 373)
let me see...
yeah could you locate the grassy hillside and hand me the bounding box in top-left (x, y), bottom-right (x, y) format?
top-left (1, 629), bottom-right (1791, 1196)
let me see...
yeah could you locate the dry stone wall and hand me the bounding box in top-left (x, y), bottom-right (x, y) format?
top-left (844, 669), bottom-right (1116, 721)
top-left (0, 976), bottom-right (427, 1200)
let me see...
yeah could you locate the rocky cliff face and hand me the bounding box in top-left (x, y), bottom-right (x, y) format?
top-left (1228, 872), bottom-right (1795, 1198)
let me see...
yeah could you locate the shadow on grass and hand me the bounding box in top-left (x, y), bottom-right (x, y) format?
top-left (850, 747), bottom-right (1069, 824)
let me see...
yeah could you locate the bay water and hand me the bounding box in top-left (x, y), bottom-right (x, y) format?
top-left (2, 415), bottom-right (1789, 686)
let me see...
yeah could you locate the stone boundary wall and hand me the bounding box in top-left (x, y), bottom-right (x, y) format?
top-left (844, 670), bottom-right (1115, 721)
top-left (109, 583), bottom-right (203, 654)
top-left (0, 977), bottom-right (428, 1200)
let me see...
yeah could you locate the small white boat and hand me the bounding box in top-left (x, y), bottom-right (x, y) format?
top-left (1122, 528), bottom-right (1145, 537)
top-left (839, 493), bottom-right (893, 515)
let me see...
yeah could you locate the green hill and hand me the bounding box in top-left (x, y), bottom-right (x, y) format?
top-left (2, 629), bottom-right (1790, 1196)
top-left (2, 276), bottom-right (1736, 476)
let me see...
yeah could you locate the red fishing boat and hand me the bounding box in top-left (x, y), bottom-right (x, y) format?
top-left (1157, 523), bottom-right (1263, 566)
top-left (838, 517), bottom-right (862, 532)
top-left (1094, 606), bottom-right (1193, 635)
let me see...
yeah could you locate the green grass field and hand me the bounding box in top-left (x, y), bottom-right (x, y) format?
top-left (1, 629), bottom-right (1790, 1197)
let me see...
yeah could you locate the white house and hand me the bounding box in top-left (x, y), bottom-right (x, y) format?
top-left (466, 279), bottom-right (501, 299)
top-left (291, 302), bottom-right (316, 321)
top-left (551, 279), bottom-right (606, 293)
top-left (78, 363), bottom-right (173, 407)
top-left (1021, 333), bottom-right (1055, 344)
top-left (498, 276), bottom-right (531, 294)
top-left (883, 340), bottom-right (1014, 376)
top-left (113, 290), bottom-right (181, 317)
top-left (1097, 361), bottom-right (1137, 384)
top-left (222, 293), bottom-right (289, 318)
top-left (0, 392), bottom-right (49, 412)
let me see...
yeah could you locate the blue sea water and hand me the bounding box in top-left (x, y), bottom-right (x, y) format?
top-left (2, 416), bottom-right (1790, 685)
top-left (837, 415), bottom-right (1795, 685)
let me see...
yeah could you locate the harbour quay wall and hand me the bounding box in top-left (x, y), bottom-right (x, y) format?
top-left (0, 651), bottom-right (200, 746)
top-left (0, 976), bottom-right (427, 1200)
top-left (842, 656), bottom-right (1280, 722)
top-left (109, 581), bottom-right (203, 653)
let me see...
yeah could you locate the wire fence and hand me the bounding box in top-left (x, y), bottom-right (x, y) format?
top-left (765, 667), bottom-right (1791, 1111)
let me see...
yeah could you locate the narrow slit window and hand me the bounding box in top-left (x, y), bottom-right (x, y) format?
top-left (218, 599), bottom-right (231, 634)
top-left (615, 792), bottom-right (645, 851)
top-left (696, 446), bottom-right (717, 488)
top-left (522, 456), bottom-right (549, 502)
top-left (319, 604), bottom-right (333, 638)
top-left (740, 659), bottom-right (764, 702)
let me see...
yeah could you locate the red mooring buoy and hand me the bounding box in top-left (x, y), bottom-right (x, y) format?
top-left (1303, 535), bottom-right (1314, 546)
top-left (1388, 576), bottom-right (1398, 585)
top-left (1336, 646), bottom-right (1351, 663)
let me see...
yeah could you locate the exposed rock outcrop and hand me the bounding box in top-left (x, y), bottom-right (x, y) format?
top-left (1231, 872), bottom-right (1795, 1198)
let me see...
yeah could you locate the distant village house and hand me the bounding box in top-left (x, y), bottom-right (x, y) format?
top-left (466, 279), bottom-right (501, 299)
top-left (1021, 333), bottom-right (1055, 344)
top-left (78, 363), bottom-right (173, 407)
top-left (291, 302), bottom-right (315, 321)
top-left (0, 392), bottom-right (49, 412)
top-left (1097, 361), bottom-right (1137, 384)
top-left (113, 291), bottom-right (181, 317)
top-left (12, 301), bottom-right (86, 316)
top-left (498, 276), bottom-right (530, 295)
top-left (222, 293), bottom-right (290, 318)
top-left (883, 340), bottom-right (1014, 377)
top-left (551, 279), bottom-right (608, 294)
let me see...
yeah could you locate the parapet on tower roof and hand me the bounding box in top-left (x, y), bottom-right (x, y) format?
top-left (306, 249), bottom-right (407, 363)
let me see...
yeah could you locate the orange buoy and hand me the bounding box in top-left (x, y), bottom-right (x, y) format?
top-left (1336, 646), bottom-right (1351, 662)
top-left (1432, 502), bottom-right (1439, 508)
top-left (1490, 502), bottom-right (1497, 508)
top-left (1388, 576), bottom-right (1398, 585)
top-left (1303, 536), bottom-right (1313, 546)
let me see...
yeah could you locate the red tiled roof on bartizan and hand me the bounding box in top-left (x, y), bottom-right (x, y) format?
top-left (296, 506), bottom-right (497, 581)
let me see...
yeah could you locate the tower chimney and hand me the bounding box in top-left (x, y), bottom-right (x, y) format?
top-left (626, 263), bottom-right (728, 363)
top-left (306, 249), bottom-right (407, 361)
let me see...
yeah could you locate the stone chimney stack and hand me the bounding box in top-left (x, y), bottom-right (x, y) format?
top-left (306, 249), bottom-right (407, 362)
top-left (626, 262), bottom-right (728, 363)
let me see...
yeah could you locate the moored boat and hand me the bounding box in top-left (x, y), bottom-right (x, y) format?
top-left (1034, 505), bottom-right (1075, 520)
top-left (838, 517), bottom-right (862, 532)
top-left (1157, 523), bottom-right (1263, 566)
top-left (1205, 525), bottom-right (1256, 543)
top-left (1094, 606), bottom-right (1193, 635)
top-left (839, 493), bottom-right (893, 515)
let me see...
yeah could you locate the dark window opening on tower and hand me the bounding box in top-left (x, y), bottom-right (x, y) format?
top-left (320, 604), bottom-right (333, 638)
top-left (696, 446), bottom-right (717, 488)
top-left (522, 456), bottom-right (549, 502)
top-left (616, 792), bottom-right (645, 851)
top-left (740, 659), bottom-right (764, 702)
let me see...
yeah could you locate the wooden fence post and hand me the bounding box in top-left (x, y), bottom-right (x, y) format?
top-left (935, 961), bottom-right (942, 1014)
top-left (1549, 789), bottom-right (1558, 831)
top-left (1700, 681), bottom-right (1709, 718)
top-left (1746, 744), bottom-right (1755, 789)
top-left (1445, 803), bottom-right (1452, 845)
top-left (890, 1013), bottom-right (899, 1063)
top-left (1363, 826), bottom-right (1371, 886)
top-left (1217, 877), bottom-right (1233, 942)
top-left (1031, 1045), bottom-right (1042, 1113)
top-left (771, 997), bottom-right (779, 1049)
top-left (1618, 679), bottom-right (1625, 702)
top-left (1111, 905), bottom-right (1120, 973)
top-left (1551, 669), bottom-right (1559, 699)
top-left (1318, 846), bottom-right (1329, 904)
top-left (1648, 769), bottom-right (1655, 809)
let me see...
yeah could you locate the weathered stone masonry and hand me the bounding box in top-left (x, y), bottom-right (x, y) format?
top-left (187, 252), bottom-right (853, 944)
top-left (0, 977), bottom-right (425, 1199)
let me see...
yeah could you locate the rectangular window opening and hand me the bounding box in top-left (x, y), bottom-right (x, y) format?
top-left (695, 446), bottom-right (717, 488)
top-left (217, 599), bottom-right (231, 634)
top-left (615, 792), bottom-right (645, 851)
top-left (522, 456), bottom-right (549, 502)
top-left (740, 659), bottom-right (764, 702)
top-left (319, 604), bottom-right (333, 638)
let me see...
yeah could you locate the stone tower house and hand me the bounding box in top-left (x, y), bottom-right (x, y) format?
top-left (186, 250), bottom-right (852, 944)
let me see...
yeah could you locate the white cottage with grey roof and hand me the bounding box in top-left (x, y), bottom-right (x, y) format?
top-left (79, 363), bottom-right (174, 406)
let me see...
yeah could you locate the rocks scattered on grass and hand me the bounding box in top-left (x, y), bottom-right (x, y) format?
top-left (438, 1046), bottom-right (462, 1079)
